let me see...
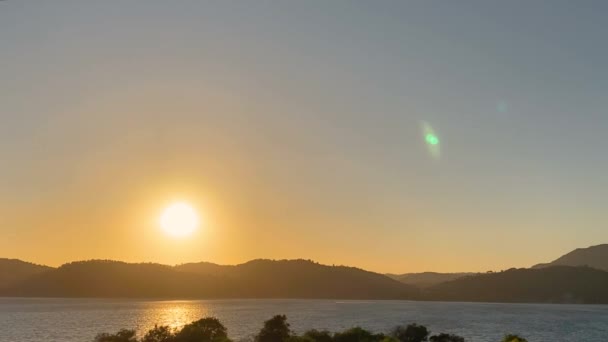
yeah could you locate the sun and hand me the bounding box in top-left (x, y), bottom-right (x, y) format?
top-left (159, 202), bottom-right (199, 237)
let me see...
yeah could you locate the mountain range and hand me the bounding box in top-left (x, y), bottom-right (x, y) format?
top-left (0, 259), bottom-right (417, 299)
top-left (2, 244), bottom-right (608, 303)
top-left (386, 272), bottom-right (474, 288)
top-left (0, 259), bottom-right (52, 290)
top-left (532, 244), bottom-right (608, 271)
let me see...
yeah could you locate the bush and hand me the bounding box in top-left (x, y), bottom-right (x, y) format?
top-left (142, 325), bottom-right (176, 342)
top-left (256, 315), bottom-right (292, 342)
top-left (391, 324), bottom-right (430, 342)
top-left (502, 335), bottom-right (527, 342)
top-left (94, 329), bottom-right (138, 342)
top-left (429, 333), bottom-right (464, 342)
top-left (175, 317), bottom-right (231, 342)
top-left (333, 327), bottom-right (386, 342)
top-left (92, 315), bottom-right (527, 342)
top-left (301, 329), bottom-right (333, 342)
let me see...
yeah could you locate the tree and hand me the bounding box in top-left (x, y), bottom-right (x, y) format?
top-left (175, 317), bottom-right (230, 342)
top-left (142, 325), bottom-right (176, 342)
top-left (256, 315), bottom-right (292, 342)
top-left (429, 333), bottom-right (465, 342)
top-left (301, 329), bottom-right (333, 342)
top-left (391, 324), bottom-right (430, 342)
top-left (94, 329), bottom-right (137, 342)
top-left (502, 335), bottom-right (527, 342)
top-left (333, 327), bottom-right (386, 342)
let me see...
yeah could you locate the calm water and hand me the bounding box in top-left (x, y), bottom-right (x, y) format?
top-left (1, 298), bottom-right (607, 342)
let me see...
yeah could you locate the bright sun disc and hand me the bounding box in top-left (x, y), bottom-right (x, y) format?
top-left (160, 202), bottom-right (199, 237)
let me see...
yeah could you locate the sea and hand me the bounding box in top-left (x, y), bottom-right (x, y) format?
top-left (1, 298), bottom-right (607, 342)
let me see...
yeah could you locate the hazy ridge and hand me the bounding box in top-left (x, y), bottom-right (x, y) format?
top-left (0, 258), bottom-right (52, 290)
top-left (0, 259), bottom-right (418, 300)
top-left (532, 244), bottom-right (608, 271)
top-left (2, 245), bottom-right (608, 303)
top-left (386, 272), bottom-right (474, 288)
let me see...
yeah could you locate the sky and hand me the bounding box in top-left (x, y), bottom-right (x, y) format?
top-left (1, 1), bottom-right (608, 273)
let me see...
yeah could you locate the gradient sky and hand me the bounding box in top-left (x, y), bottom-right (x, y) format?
top-left (2, 1), bottom-right (608, 273)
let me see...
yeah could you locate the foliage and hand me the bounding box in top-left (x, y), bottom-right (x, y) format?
top-left (379, 337), bottom-right (398, 342)
top-left (502, 334), bottom-right (528, 342)
top-left (93, 315), bottom-right (532, 342)
top-left (301, 329), bottom-right (333, 342)
top-left (94, 329), bottom-right (138, 342)
top-left (175, 317), bottom-right (230, 342)
top-left (429, 333), bottom-right (465, 342)
top-left (255, 315), bottom-right (292, 342)
top-left (333, 327), bottom-right (386, 342)
top-left (141, 325), bottom-right (175, 342)
top-left (391, 324), bottom-right (430, 342)
top-left (426, 265), bottom-right (608, 304)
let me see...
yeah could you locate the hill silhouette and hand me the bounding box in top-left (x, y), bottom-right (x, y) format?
top-left (4, 246), bottom-right (608, 303)
top-left (3, 260), bottom-right (227, 298)
top-left (532, 244), bottom-right (608, 271)
top-left (0, 259), bottom-right (418, 299)
top-left (177, 259), bottom-right (418, 298)
top-left (425, 266), bottom-right (608, 303)
top-left (0, 258), bottom-right (53, 290)
top-left (386, 272), bottom-right (473, 288)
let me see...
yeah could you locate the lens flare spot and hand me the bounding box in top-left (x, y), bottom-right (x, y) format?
top-left (421, 121), bottom-right (441, 160)
top-left (425, 134), bottom-right (439, 145)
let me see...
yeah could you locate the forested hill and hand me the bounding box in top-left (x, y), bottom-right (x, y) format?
top-left (387, 272), bottom-right (472, 288)
top-left (424, 266), bottom-right (608, 304)
top-left (533, 244), bottom-right (608, 271)
top-left (3, 257), bottom-right (608, 303)
top-left (0, 258), bottom-right (53, 290)
top-left (0, 259), bottom-right (418, 299)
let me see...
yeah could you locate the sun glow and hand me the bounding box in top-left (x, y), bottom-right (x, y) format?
top-left (160, 202), bottom-right (199, 237)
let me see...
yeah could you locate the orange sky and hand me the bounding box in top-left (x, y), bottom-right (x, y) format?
top-left (2, 2), bottom-right (607, 273)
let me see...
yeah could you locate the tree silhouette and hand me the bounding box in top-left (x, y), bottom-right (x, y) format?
top-left (175, 317), bottom-right (230, 342)
top-left (301, 329), bottom-right (333, 342)
top-left (256, 315), bottom-right (292, 342)
top-left (91, 317), bottom-right (532, 342)
top-left (94, 329), bottom-right (137, 342)
top-left (333, 327), bottom-right (386, 342)
top-left (142, 325), bottom-right (176, 342)
top-left (391, 324), bottom-right (429, 342)
top-left (502, 335), bottom-right (527, 342)
top-left (429, 333), bottom-right (465, 342)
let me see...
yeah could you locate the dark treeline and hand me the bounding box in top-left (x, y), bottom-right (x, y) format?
top-left (4, 258), bottom-right (608, 303)
top-left (94, 315), bottom-right (528, 342)
top-left (1, 259), bottom-right (418, 299)
top-left (425, 266), bottom-right (608, 303)
top-left (5, 259), bottom-right (608, 303)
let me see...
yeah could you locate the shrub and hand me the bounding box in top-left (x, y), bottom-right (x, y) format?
top-left (429, 333), bottom-right (465, 342)
top-left (391, 324), bottom-right (430, 342)
top-left (333, 327), bottom-right (386, 342)
top-left (94, 329), bottom-right (138, 342)
top-left (175, 317), bottom-right (230, 342)
top-left (256, 315), bottom-right (292, 342)
top-left (301, 329), bottom-right (333, 342)
top-left (502, 335), bottom-right (527, 342)
top-left (91, 316), bottom-right (528, 342)
top-left (142, 325), bottom-right (176, 342)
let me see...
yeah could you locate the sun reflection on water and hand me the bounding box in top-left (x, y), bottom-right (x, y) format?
top-left (136, 301), bottom-right (210, 336)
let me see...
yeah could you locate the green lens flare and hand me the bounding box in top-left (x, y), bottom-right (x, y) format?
top-left (421, 121), bottom-right (441, 160)
top-left (425, 134), bottom-right (439, 145)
